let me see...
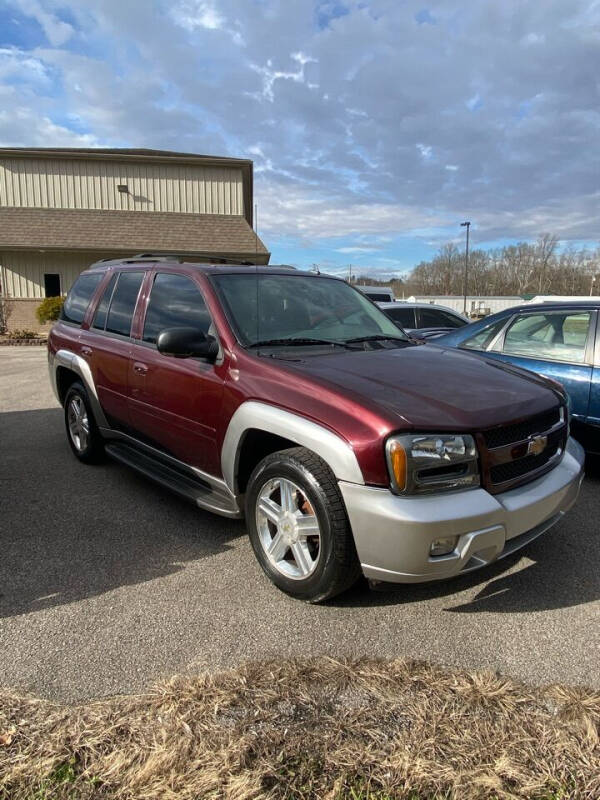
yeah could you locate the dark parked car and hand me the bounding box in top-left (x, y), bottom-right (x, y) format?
top-left (435, 302), bottom-right (600, 450)
top-left (378, 301), bottom-right (470, 339)
top-left (357, 285), bottom-right (395, 302)
top-left (49, 259), bottom-right (583, 601)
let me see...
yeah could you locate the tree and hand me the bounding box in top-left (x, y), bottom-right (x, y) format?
top-left (405, 235), bottom-right (599, 298)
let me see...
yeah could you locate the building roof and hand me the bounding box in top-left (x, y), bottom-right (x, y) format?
top-left (0, 207), bottom-right (269, 259)
top-left (0, 146), bottom-right (252, 166)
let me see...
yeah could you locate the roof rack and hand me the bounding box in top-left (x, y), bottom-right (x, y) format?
top-left (88, 253), bottom-right (261, 270)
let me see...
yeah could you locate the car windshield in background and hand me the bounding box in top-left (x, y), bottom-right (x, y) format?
top-left (211, 273), bottom-right (408, 347)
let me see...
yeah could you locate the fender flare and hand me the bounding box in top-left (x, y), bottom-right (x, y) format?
top-left (52, 349), bottom-right (109, 428)
top-left (221, 401), bottom-right (364, 493)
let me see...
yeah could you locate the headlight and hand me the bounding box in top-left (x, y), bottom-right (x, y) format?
top-left (386, 433), bottom-right (480, 494)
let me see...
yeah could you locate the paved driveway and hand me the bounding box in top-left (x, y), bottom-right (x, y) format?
top-left (1, 347), bottom-right (599, 702)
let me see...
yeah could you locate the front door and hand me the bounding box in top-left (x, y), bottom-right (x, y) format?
top-left (485, 308), bottom-right (595, 422)
top-left (128, 271), bottom-right (224, 475)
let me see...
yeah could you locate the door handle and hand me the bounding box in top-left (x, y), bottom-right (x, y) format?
top-left (133, 362), bottom-right (148, 375)
top-left (81, 346), bottom-right (92, 358)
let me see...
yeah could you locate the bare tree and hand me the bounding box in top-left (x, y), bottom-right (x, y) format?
top-left (406, 235), bottom-right (599, 298)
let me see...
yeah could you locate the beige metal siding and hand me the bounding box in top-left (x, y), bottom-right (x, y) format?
top-left (0, 158), bottom-right (244, 215)
top-left (0, 251), bottom-right (97, 299)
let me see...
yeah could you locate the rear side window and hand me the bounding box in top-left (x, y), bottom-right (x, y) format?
top-left (105, 272), bottom-right (144, 337)
top-left (418, 308), bottom-right (467, 328)
top-left (92, 273), bottom-right (118, 330)
top-left (364, 291), bottom-right (393, 302)
top-left (60, 273), bottom-right (103, 325)
top-left (143, 273), bottom-right (211, 344)
top-left (385, 306), bottom-right (417, 328)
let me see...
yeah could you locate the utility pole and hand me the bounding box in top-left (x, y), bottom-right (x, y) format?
top-left (460, 221), bottom-right (470, 315)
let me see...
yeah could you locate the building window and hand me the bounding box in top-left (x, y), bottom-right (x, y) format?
top-left (44, 273), bottom-right (61, 297)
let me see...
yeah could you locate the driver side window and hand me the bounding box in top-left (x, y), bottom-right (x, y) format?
top-left (143, 273), bottom-right (211, 345)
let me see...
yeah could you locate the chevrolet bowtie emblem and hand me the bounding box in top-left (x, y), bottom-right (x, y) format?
top-left (527, 434), bottom-right (548, 456)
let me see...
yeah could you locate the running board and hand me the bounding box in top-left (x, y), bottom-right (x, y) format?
top-left (104, 442), bottom-right (242, 518)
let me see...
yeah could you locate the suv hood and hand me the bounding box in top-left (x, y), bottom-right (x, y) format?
top-left (282, 343), bottom-right (562, 430)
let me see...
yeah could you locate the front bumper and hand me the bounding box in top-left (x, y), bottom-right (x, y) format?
top-left (339, 436), bottom-right (585, 583)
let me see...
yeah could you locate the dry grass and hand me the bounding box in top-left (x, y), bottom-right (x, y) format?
top-left (1, 658), bottom-right (599, 800)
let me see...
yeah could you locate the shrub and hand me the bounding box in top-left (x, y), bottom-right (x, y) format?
top-left (36, 295), bottom-right (65, 324)
top-left (0, 293), bottom-right (13, 334)
top-left (9, 328), bottom-right (39, 339)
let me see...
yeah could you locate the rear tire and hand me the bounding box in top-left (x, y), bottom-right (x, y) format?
top-left (245, 447), bottom-right (361, 602)
top-left (64, 381), bottom-right (104, 464)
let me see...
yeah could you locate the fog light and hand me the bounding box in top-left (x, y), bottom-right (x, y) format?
top-left (430, 536), bottom-right (459, 557)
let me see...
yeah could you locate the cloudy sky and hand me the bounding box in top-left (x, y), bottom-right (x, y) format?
top-left (0, 0), bottom-right (599, 276)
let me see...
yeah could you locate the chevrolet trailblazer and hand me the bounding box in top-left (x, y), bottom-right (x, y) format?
top-left (48, 257), bottom-right (584, 602)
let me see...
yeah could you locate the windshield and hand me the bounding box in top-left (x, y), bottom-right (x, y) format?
top-left (211, 273), bottom-right (408, 347)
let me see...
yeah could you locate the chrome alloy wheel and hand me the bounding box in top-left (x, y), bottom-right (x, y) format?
top-left (256, 478), bottom-right (321, 580)
top-left (67, 395), bottom-right (89, 452)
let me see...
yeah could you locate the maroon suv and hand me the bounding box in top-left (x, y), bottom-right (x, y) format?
top-left (48, 256), bottom-right (584, 601)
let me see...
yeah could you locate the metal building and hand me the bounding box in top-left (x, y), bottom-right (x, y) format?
top-left (0, 147), bottom-right (269, 329)
top-left (406, 295), bottom-right (523, 317)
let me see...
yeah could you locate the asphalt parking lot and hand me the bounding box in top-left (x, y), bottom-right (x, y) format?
top-left (1, 347), bottom-right (599, 703)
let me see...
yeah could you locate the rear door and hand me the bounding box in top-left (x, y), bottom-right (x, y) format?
top-left (484, 308), bottom-right (595, 422)
top-left (82, 270), bottom-right (145, 428)
top-left (588, 312), bottom-right (600, 427)
top-left (127, 271), bottom-right (224, 475)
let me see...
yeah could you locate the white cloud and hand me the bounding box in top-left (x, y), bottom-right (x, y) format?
top-left (171, 0), bottom-right (224, 30)
top-left (171, 0), bottom-right (244, 44)
top-left (336, 246), bottom-right (380, 253)
top-left (1, 0), bottom-right (598, 250)
top-left (521, 32), bottom-right (545, 46)
top-left (0, 106), bottom-right (98, 147)
top-left (250, 51), bottom-right (318, 102)
top-left (466, 92), bottom-right (481, 111)
top-left (256, 179), bottom-right (452, 239)
top-left (10, 0), bottom-right (74, 46)
top-left (0, 47), bottom-right (49, 83)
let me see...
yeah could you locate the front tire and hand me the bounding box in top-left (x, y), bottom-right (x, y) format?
top-left (64, 381), bottom-right (104, 463)
top-left (245, 447), bottom-right (361, 602)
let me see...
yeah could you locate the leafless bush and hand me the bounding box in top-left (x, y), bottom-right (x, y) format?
top-left (1, 657), bottom-right (599, 799)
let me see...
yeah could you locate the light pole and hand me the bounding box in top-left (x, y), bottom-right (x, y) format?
top-left (591, 274), bottom-right (596, 297)
top-left (460, 221), bottom-right (470, 315)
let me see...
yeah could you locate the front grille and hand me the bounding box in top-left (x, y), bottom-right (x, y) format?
top-left (489, 427), bottom-right (564, 485)
top-left (480, 404), bottom-right (567, 492)
top-left (483, 407), bottom-right (561, 449)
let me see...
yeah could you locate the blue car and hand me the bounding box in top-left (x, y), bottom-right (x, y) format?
top-left (435, 302), bottom-right (600, 451)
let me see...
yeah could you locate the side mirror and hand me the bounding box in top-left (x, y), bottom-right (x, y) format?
top-left (156, 327), bottom-right (219, 360)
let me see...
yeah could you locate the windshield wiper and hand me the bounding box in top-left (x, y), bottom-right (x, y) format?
top-left (248, 337), bottom-right (349, 349)
top-left (344, 334), bottom-right (407, 344)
